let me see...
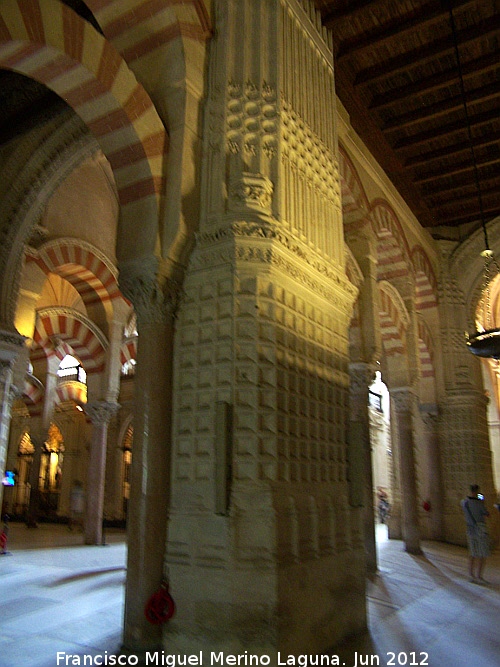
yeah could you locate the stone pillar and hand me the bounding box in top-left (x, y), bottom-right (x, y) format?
top-left (436, 240), bottom-right (496, 543)
top-left (391, 388), bottom-right (422, 554)
top-left (349, 362), bottom-right (377, 572)
top-left (83, 401), bottom-right (119, 545)
top-left (346, 228), bottom-right (382, 572)
top-left (120, 271), bottom-right (181, 651)
top-left (419, 405), bottom-right (444, 540)
top-left (103, 300), bottom-right (131, 403)
top-left (0, 364), bottom-right (17, 515)
top-left (0, 329), bottom-right (26, 513)
top-left (26, 355), bottom-right (59, 527)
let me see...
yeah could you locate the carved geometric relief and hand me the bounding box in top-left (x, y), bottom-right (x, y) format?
top-left (226, 79), bottom-right (278, 161)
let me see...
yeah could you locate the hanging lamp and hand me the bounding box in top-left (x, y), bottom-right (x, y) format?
top-left (446, 3), bottom-right (500, 359)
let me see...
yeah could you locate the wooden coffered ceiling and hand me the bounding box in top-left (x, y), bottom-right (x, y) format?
top-left (314, 0), bottom-right (500, 239)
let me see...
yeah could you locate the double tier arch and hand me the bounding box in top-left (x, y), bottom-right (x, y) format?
top-left (370, 200), bottom-right (413, 285)
top-left (0, 0), bottom-right (168, 272)
top-left (31, 307), bottom-right (108, 376)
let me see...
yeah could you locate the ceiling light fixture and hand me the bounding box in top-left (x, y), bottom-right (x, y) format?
top-left (449, 3), bottom-right (500, 359)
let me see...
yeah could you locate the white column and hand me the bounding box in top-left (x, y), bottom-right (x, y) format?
top-left (83, 401), bottom-right (120, 545)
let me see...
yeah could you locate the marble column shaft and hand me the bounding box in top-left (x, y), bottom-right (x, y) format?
top-left (121, 275), bottom-right (179, 651)
top-left (0, 361), bottom-right (15, 514)
top-left (84, 401), bottom-right (119, 545)
top-left (349, 362), bottom-right (377, 573)
top-left (392, 388), bottom-right (422, 554)
top-left (0, 329), bottom-right (26, 513)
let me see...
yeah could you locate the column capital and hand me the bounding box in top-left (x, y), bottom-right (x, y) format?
top-left (84, 401), bottom-right (120, 425)
top-left (0, 328), bottom-right (26, 363)
top-left (119, 260), bottom-right (183, 326)
top-left (391, 387), bottom-right (418, 413)
top-left (349, 362), bottom-right (377, 393)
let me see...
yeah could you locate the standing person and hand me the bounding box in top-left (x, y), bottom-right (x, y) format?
top-left (377, 487), bottom-right (390, 524)
top-left (461, 484), bottom-right (490, 583)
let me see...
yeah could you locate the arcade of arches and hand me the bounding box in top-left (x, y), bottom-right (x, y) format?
top-left (0, 0), bottom-right (499, 659)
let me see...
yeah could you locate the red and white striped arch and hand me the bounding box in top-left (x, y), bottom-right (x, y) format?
top-left (29, 239), bottom-right (122, 308)
top-left (31, 308), bottom-right (107, 374)
top-left (370, 201), bottom-right (412, 283)
top-left (56, 381), bottom-right (87, 406)
top-left (411, 246), bottom-right (438, 311)
top-left (418, 319), bottom-right (435, 379)
top-left (87, 0), bottom-right (211, 66)
top-left (22, 375), bottom-right (45, 417)
top-left (120, 336), bottom-right (138, 366)
top-left (378, 283), bottom-right (409, 357)
top-left (0, 0), bottom-right (167, 261)
top-left (338, 145), bottom-right (370, 227)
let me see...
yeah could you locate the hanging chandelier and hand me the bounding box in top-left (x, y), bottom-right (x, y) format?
top-left (447, 2), bottom-right (500, 360)
top-left (466, 248), bottom-right (500, 359)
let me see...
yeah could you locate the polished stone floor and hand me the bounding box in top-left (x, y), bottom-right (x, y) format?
top-left (0, 522), bottom-right (499, 667)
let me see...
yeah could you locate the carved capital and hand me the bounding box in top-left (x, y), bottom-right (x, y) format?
top-left (0, 328), bottom-right (26, 353)
top-left (349, 363), bottom-right (377, 394)
top-left (119, 260), bottom-right (184, 326)
top-left (84, 401), bottom-right (120, 425)
top-left (228, 172), bottom-right (274, 214)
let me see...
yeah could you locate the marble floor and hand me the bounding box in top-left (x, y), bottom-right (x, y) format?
top-left (0, 522), bottom-right (499, 667)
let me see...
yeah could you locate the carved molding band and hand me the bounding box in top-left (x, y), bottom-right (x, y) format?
top-left (193, 221), bottom-right (357, 309)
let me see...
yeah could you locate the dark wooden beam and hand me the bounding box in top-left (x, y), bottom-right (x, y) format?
top-left (420, 168), bottom-right (498, 195)
top-left (369, 53), bottom-right (498, 111)
top-left (433, 203), bottom-right (500, 226)
top-left (412, 155), bottom-right (500, 185)
top-left (322, 0), bottom-right (382, 28)
top-left (413, 156), bottom-right (500, 185)
top-left (337, 0), bottom-right (475, 60)
top-left (403, 131), bottom-right (500, 168)
top-left (334, 66), bottom-right (435, 227)
top-left (353, 15), bottom-right (500, 87)
top-left (430, 187), bottom-right (499, 210)
top-left (426, 183), bottom-right (499, 206)
top-left (382, 82), bottom-right (500, 132)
